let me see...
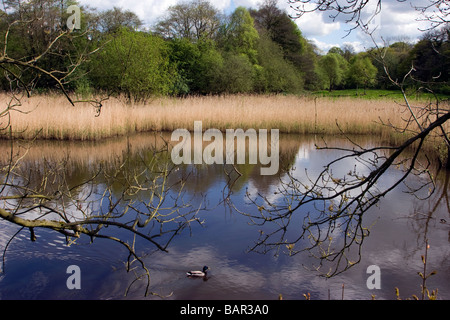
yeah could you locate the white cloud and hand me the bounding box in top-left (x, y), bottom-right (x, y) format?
top-left (209, 0), bottom-right (233, 11)
top-left (78, 0), bottom-right (177, 26)
top-left (292, 10), bottom-right (341, 37)
top-left (79, 0), bottom-right (233, 27)
top-left (342, 41), bottom-right (366, 53)
top-left (286, 0), bottom-right (431, 51)
top-left (378, 3), bottom-right (426, 41)
top-left (234, 0), bottom-right (260, 8)
top-left (309, 38), bottom-right (339, 54)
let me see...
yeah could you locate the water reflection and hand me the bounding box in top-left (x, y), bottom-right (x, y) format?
top-left (0, 133), bottom-right (449, 299)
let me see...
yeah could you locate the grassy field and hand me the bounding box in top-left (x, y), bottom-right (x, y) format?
top-left (313, 88), bottom-right (450, 101)
top-left (0, 91), bottom-right (441, 141)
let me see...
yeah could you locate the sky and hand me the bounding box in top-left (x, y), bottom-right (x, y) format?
top-left (77, 0), bottom-right (437, 53)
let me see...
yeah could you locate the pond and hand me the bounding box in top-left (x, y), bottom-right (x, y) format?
top-left (0, 132), bottom-right (449, 300)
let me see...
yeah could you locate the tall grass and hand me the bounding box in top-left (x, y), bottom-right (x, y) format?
top-left (0, 93), bottom-right (421, 140)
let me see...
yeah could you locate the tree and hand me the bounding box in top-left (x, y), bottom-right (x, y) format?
top-left (328, 44), bottom-right (356, 62)
top-left (328, 46), bottom-right (344, 56)
top-left (153, 0), bottom-right (221, 41)
top-left (250, 0), bottom-right (311, 73)
top-left (317, 52), bottom-right (348, 91)
top-left (218, 7), bottom-right (259, 63)
top-left (342, 43), bottom-right (356, 61)
top-left (255, 32), bottom-right (304, 93)
top-left (289, 0), bottom-right (449, 35)
top-left (415, 0), bottom-right (450, 31)
top-left (347, 54), bottom-right (378, 94)
top-left (96, 7), bottom-right (143, 34)
top-left (219, 52), bottom-right (255, 93)
top-left (0, 0), bottom-right (103, 101)
top-left (89, 28), bottom-right (176, 102)
top-left (168, 37), bottom-right (201, 95)
top-left (189, 39), bottom-right (224, 94)
top-left (369, 41), bottom-right (412, 89)
top-left (299, 39), bottom-right (322, 90)
top-left (291, 0), bottom-right (450, 168)
top-left (403, 27), bottom-right (450, 89)
top-left (0, 0), bottom-right (105, 96)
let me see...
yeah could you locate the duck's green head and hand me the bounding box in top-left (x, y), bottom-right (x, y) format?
top-left (203, 266), bottom-right (209, 272)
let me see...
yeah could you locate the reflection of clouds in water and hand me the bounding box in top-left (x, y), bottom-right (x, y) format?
top-left (0, 183), bottom-right (100, 223)
top-left (146, 244), bottom-right (370, 300)
top-left (0, 220), bottom-right (22, 261)
top-left (244, 142), bottom-right (315, 204)
top-left (247, 139), bottom-right (379, 201)
top-left (250, 137), bottom-right (404, 211)
top-left (137, 244), bottom-right (370, 300)
top-left (0, 219), bottom-right (119, 264)
top-left (295, 144), bottom-right (311, 161)
top-left (141, 245), bottom-right (270, 299)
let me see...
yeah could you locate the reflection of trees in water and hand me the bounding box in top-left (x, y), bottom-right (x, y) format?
top-left (234, 131), bottom-right (450, 278)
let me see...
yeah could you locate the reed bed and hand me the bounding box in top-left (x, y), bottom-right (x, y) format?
top-left (1, 93), bottom-right (416, 141)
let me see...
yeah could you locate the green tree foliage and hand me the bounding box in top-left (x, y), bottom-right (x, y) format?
top-left (89, 28), bottom-right (175, 101)
top-left (1, 0), bottom-right (448, 99)
top-left (220, 53), bottom-right (255, 93)
top-left (328, 46), bottom-right (344, 56)
top-left (318, 52), bottom-right (348, 91)
top-left (300, 40), bottom-right (322, 90)
top-left (169, 38), bottom-right (224, 95)
top-left (190, 39), bottom-right (224, 94)
top-left (250, 0), bottom-right (319, 89)
top-left (404, 28), bottom-right (450, 92)
top-left (341, 43), bottom-right (356, 61)
top-left (347, 54), bottom-right (378, 94)
top-left (0, 0), bottom-right (99, 92)
top-left (168, 38), bottom-right (201, 95)
top-left (255, 32), bottom-right (304, 93)
top-left (369, 42), bottom-right (412, 89)
top-left (218, 7), bottom-right (259, 63)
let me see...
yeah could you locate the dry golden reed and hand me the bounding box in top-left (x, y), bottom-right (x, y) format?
top-left (1, 93), bottom-right (411, 140)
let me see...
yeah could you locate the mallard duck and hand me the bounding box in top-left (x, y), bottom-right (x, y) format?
top-left (186, 266), bottom-right (209, 277)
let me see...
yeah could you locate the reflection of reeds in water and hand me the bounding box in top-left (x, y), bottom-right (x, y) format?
top-left (0, 132), bottom-right (301, 169)
top-left (2, 93), bottom-right (415, 141)
top-left (0, 132), bottom-right (308, 198)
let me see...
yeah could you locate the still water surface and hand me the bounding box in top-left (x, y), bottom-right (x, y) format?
top-left (0, 133), bottom-right (449, 300)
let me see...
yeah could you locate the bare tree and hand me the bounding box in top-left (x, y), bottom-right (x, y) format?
top-left (97, 7), bottom-right (143, 33)
top-left (153, 0), bottom-right (222, 41)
